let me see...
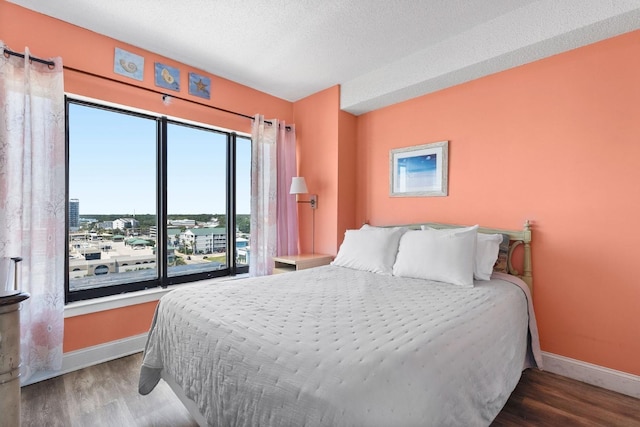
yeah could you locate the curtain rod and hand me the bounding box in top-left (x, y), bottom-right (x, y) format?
top-left (63, 65), bottom-right (290, 130)
top-left (3, 47), bottom-right (55, 67)
top-left (3, 47), bottom-right (290, 130)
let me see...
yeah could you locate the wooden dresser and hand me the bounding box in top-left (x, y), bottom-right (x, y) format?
top-left (0, 290), bottom-right (30, 427)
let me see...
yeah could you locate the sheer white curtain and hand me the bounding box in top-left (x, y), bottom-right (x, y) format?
top-left (0, 44), bottom-right (65, 382)
top-left (250, 115), bottom-right (277, 276)
top-left (276, 122), bottom-right (298, 256)
top-left (249, 115), bottom-right (297, 276)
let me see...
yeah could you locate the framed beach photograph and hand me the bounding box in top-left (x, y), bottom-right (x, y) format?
top-left (390, 141), bottom-right (448, 197)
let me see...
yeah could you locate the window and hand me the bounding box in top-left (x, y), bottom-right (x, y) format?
top-left (66, 98), bottom-right (250, 302)
top-left (235, 136), bottom-right (251, 268)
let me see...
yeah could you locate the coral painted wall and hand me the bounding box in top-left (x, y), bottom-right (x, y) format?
top-left (337, 109), bottom-right (358, 242)
top-left (293, 86), bottom-right (340, 255)
top-left (1, 2), bottom-right (293, 352)
top-left (355, 30), bottom-right (640, 376)
top-left (293, 86), bottom-right (357, 255)
top-left (64, 302), bottom-right (158, 352)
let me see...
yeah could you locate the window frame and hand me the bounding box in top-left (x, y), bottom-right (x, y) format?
top-left (65, 96), bottom-right (249, 303)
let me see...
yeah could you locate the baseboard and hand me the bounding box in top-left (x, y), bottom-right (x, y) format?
top-left (542, 351), bottom-right (640, 399)
top-left (22, 333), bottom-right (148, 386)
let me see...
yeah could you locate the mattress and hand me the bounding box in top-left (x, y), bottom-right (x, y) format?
top-left (139, 265), bottom-right (541, 427)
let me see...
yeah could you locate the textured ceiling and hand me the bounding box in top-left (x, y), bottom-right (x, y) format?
top-left (8, 0), bottom-right (640, 115)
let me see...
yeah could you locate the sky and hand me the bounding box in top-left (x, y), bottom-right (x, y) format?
top-left (68, 103), bottom-right (251, 216)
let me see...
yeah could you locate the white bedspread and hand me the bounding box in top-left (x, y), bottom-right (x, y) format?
top-left (139, 265), bottom-right (541, 427)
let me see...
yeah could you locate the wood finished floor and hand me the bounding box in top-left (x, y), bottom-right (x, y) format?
top-left (20, 352), bottom-right (640, 426)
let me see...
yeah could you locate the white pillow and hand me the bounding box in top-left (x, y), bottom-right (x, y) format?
top-left (421, 225), bottom-right (502, 281)
top-left (475, 233), bottom-right (503, 280)
top-left (393, 226), bottom-right (478, 287)
top-left (331, 227), bottom-right (406, 275)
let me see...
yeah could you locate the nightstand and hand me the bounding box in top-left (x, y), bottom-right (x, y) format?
top-left (272, 254), bottom-right (333, 274)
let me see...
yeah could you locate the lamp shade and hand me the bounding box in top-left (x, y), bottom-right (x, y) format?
top-left (290, 177), bottom-right (309, 194)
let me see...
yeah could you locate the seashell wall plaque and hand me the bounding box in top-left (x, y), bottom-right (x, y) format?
top-left (154, 62), bottom-right (180, 91)
top-left (114, 47), bottom-right (144, 81)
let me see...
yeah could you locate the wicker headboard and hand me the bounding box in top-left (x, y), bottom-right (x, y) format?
top-left (388, 220), bottom-right (533, 294)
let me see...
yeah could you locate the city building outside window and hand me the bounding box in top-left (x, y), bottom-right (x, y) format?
top-left (66, 98), bottom-right (250, 302)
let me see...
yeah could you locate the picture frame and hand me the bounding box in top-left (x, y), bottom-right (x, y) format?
top-left (188, 72), bottom-right (211, 99)
top-left (114, 48), bottom-right (144, 81)
top-left (389, 140), bottom-right (448, 197)
top-left (154, 62), bottom-right (180, 91)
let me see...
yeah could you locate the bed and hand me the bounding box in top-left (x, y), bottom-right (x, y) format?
top-left (139, 221), bottom-right (542, 427)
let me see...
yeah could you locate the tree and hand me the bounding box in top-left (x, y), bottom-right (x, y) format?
top-left (236, 215), bottom-right (250, 234)
top-left (213, 214), bottom-right (227, 229)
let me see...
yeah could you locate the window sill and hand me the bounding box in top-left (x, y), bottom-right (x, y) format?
top-left (64, 273), bottom-right (250, 318)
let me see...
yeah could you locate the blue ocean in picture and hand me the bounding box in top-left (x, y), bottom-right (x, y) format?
top-left (397, 154), bottom-right (437, 191)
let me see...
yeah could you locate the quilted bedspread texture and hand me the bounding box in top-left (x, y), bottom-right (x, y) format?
top-left (139, 265), bottom-right (537, 427)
